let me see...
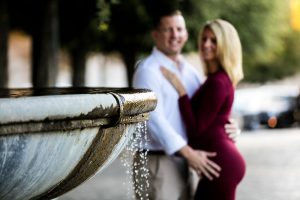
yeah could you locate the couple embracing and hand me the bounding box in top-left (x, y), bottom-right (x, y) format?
top-left (133, 9), bottom-right (245, 200)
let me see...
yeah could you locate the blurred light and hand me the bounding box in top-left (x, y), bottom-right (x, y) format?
top-left (99, 23), bottom-right (109, 31)
top-left (268, 116), bottom-right (278, 128)
top-left (290, 0), bottom-right (300, 31)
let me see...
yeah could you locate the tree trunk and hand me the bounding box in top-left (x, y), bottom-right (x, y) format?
top-left (0, 0), bottom-right (9, 88)
top-left (32, 0), bottom-right (59, 87)
top-left (70, 47), bottom-right (87, 87)
top-left (121, 49), bottom-right (136, 87)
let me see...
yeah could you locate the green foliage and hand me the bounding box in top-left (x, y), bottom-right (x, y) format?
top-left (96, 0), bottom-right (153, 54)
top-left (97, 0), bottom-right (111, 31)
top-left (95, 0), bottom-right (300, 83)
top-left (181, 0), bottom-right (295, 83)
top-left (7, 0), bottom-right (300, 84)
top-left (268, 31), bottom-right (300, 79)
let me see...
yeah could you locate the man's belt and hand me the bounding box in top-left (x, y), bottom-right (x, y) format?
top-left (141, 150), bottom-right (165, 155)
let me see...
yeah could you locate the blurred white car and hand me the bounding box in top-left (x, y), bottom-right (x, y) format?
top-left (232, 85), bottom-right (299, 130)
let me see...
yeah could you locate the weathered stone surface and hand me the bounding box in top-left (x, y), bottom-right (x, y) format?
top-left (0, 88), bottom-right (157, 200)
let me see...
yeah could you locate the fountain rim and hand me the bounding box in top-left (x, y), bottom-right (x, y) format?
top-left (0, 113), bottom-right (150, 135)
top-left (0, 87), bottom-right (157, 135)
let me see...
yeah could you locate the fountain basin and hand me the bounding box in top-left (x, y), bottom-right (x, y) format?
top-left (0, 88), bottom-right (157, 200)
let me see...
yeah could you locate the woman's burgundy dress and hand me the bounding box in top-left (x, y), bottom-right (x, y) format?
top-left (178, 70), bottom-right (246, 200)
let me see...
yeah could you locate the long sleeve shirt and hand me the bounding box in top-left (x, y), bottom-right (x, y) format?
top-left (132, 47), bottom-right (202, 155)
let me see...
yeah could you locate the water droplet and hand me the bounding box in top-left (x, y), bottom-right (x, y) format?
top-left (120, 122), bottom-right (150, 200)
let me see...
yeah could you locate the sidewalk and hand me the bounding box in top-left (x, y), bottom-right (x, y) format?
top-left (60, 128), bottom-right (300, 200)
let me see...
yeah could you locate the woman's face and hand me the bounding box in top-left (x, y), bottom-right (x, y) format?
top-left (200, 27), bottom-right (217, 63)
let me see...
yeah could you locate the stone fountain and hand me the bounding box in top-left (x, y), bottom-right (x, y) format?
top-left (0, 87), bottom-right (157, 200)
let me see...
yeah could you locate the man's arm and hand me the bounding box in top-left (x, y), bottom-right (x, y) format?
top-left (178, 145), bottom-right (221, 180)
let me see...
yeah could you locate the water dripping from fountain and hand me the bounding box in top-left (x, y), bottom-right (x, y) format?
top-left (120, 121), bottom-right (150, 200)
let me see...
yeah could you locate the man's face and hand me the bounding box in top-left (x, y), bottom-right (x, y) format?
top-left (152, 14), bottom-right (188, 58)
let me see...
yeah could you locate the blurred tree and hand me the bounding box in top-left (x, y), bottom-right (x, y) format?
top-left (6, 0), bottom-right (99, 87)
top-left (7, 0), bottom-right (59, 87)
top-left (96, 0), bottom-right (153, 87)
top-left (182, 0), bottom-right (293, 83)
top-left (96, 0), bottom-right (196, 86)
top-left (96, 0), bottom-right (297, 85)
top-left (59, 0), bottom-right (99, 86)
top-left (0, 0), bottom-right (9, 87)
top-left (270, 31), bottom-right (300, 79)
top-left (1, 0), bottom-right (299, 87)
top-left (31, 0), bottom-right (60, 87)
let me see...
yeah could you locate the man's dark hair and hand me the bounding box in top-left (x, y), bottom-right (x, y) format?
top-left (152, 10), bottom-right (182, 30)
top-left (143, 0), bottom-right (182, 30)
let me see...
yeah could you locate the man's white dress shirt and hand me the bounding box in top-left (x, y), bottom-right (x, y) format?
top-left (132, 47), bottom-right (202, 155)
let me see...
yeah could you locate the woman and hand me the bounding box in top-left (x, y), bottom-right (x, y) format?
top-left (161, 19), bottom-right (246, 200)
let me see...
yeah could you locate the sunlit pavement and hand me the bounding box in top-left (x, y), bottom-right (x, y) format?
top-left (59, 127), bottom-right (300, 200)
top-left (236, 127), bottom-right (300, 200)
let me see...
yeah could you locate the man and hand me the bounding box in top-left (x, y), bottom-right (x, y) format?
top-left (132, 10), bottom-right (239, 200)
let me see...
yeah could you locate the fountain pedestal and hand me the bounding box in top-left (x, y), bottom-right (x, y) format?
top-left (0, 88), bottom-right (156, 200)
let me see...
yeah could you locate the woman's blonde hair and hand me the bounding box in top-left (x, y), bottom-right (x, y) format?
top-left (199, 19), bottom-right (244, 86)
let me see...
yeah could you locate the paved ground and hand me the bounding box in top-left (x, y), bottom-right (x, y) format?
top-left (59, 128), bottom-right (300, 200)
top-left (236, 128), bottom-right (300, 200)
